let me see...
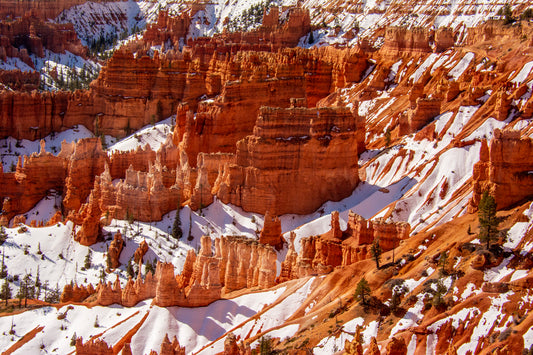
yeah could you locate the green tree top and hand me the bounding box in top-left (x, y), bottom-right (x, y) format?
top-left (478, 191), bottom-right (503, 249)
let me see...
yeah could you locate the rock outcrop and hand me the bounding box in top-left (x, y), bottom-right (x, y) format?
top-left (107, 231), bottom-right (124, 269)
top-left (281, 211), bottom-right (410, 279)
top-left (470, 129), bottom-right (533, 211)
top-left (217, 235), bottom-right (277, 292)
top-left (259, 211), bottom-right (283, 248)
top-left (216, 105), bottom-right (360, 215)
top-left (60, 283), bottom-right (95, 303)
top-left (75, 337), bottom-right (113, 355)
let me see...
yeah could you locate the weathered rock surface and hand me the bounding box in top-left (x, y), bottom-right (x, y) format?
top-left (281, 211), bottom-right (410, 279)
top-left (470, 129), bottom-right (533, 211)
top-left (216, 105), bottom-right (360, 215)
top-left (107, 231), bottom-right (124, 269)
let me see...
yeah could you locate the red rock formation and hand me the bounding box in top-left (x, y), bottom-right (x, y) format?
top-left (63, 138), bottom-right (107, 213)
top-left (381, 27), bottom-right (432, 56)
top-left (470, 129), bottom-right (533, 211)
top-left (259, 211), bottom-right (283, 248)
top-left (281, 211), bottom-right (410, 279)
top-left (401, 96), bottom-right (442, 135)
top-left (96, 161), bottom-right (181, 222)
top-left (385, 336), bottom-right (407, 355)
top-left (75, 337), bottom-right (113, 355)
top-left (74, 178), bottom-right (103, 246)
top-left (0, 140), bottom-right (67, 223)
top-left (0, 0), bottom-right (109, 20)
top-left (156, 334), bottom-right (186, 355)
top-left (0, 13), bottom-right (85, 59)
top-left (217, 235), bottom-right (277, 292)
top-left (133, 240), bottom-right (149, 264)
top-left (0, 70), bottom-right (40, 91)
top-left (60, 282), bottom-right (95, 303)
top-left (143, 10), bottom-right (190, 49)
top-left (216, 105), bottom-right (360, 215)
top-left (434, 27), bottom-right (454, 52)
top-left (108, 231), bottom-right (124, 269)
top-left (174, 46), bottom-right (367, 166)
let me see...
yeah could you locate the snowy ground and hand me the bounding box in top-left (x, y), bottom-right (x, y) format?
top-left (0, 277), bottom-right (316, 354)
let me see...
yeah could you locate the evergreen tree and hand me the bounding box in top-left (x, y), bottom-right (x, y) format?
top-left (34, 267), bottom-right (41, 300)
top-left (99, 268), bottom-right (107, 284)
top-left (371, 239), bottom-right (382, 269)
top-left (478, 191), bottom-right (503, 249)
top-left (84, 250), bottom-right (92, 270)
top-left (0, 226), bottom-right (6, 246)
top-left (145, 259), bottom-right (155, 275)
top-left (0, 249), bottom-right (7, 279)
top-left (126, 258), bottom-right (135, 279)
top-left (354, 277), bottom-right (371, 305)
top-left (438, 251), bottom-right (448, 275)
top-left (1, 278), bottom-right (11, 306)
top-left (259, 335), bottom-right (273, 355)
top-left (22, 272), bottom-right (34, 307)
top-left (172, 199), bottom-right (183, 240)
top-left (431, 280), bottom-right (447, 308)
top-left (70, 332), bottom-right (77, 346)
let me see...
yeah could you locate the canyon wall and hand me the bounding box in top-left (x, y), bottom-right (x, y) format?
top-left (216, 105), bottom-right (360, 215)
top-left (470, 129), bottom-right (533, 211)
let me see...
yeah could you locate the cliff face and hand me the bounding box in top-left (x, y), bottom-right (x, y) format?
top-left (470, 129), bottom-right (533, 211)
top-left (380, 27), bottom-right (431, 56)
top-left (0, 140), bottom-right (67, 224)
top-left (0, 13), bottom-right (86, 61)
top-left (0, 0), bottom-right (110, 20)
top-left (216, 105), bottom-right (360, 215)
top-left (175, 46), bottom-right (367, 166)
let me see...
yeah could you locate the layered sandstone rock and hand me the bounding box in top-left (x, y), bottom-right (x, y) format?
top-left (174, 46), bottom-right (367, 166)
top-left (0, 140), bottom-right (67, 223)
top-left (281, 211), bottom-right (410, 279)
top-left (152, 334), bottom-right (186, 355)
top-left (75, 337), bottom-right (113, 355)
top-left (107, 231), bottom-right (124, 269)
top-left (216, 235), bottom-right (277, 292)
top-left (381, 27), bottom-right (431, 56)
top-left (216, 105), bottom-right (360, 215)
top-left (60, 283), bottom-right (95, 303)
top-left (0, 0), bottom-right (108, 20)
top-left (63, 138), bottom-right (107, 213)
top-left (134, 240), bottom-right (149, 264)
top-left (259, 211), bottom-right (283, 248)
top-left (470, 129), bottom-right (533, 211)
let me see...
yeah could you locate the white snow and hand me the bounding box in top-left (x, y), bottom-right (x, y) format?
top-left (1, 125), bottom-right (94, 172)
top-left (108, 116), bottom-right (175, 153)
top-left (511, 61), bottom-right (533, 85)
top-left (448, 52), bottom-right (474, 80)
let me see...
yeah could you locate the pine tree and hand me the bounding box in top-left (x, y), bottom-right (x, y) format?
top-left (371, 239), bottom-right (382, 269)
top-left (84, 250), bottom-right (92, 270)
top-left (126, 258), bottom-right (135, 279)
top-left (478, 191), bottom-right (503, 249)
top-left (259, 335), bottom-right (273, 355)
top-left (34, 267), bottom-right (41, 300)
top-left (354, 277), bottom-right (371, 305)
top-left (1, 278), bottom-right (11, 306)
top-left (172, 199), bottom-right (182, 240)
top-left (0, 226), bottom-right (6, 246)
top-left (438, 251), bottom-right (448, 275)
top-left (0, 249), bottom-right (7, 279)
top-left (99, 268), bottom-right (107, 284)
top-left (22, 272), bottom-right (34, 307)
top-left (70, 332), bottom-right (77, 346)
top-left (145, 259), bottom-right (155, 275)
